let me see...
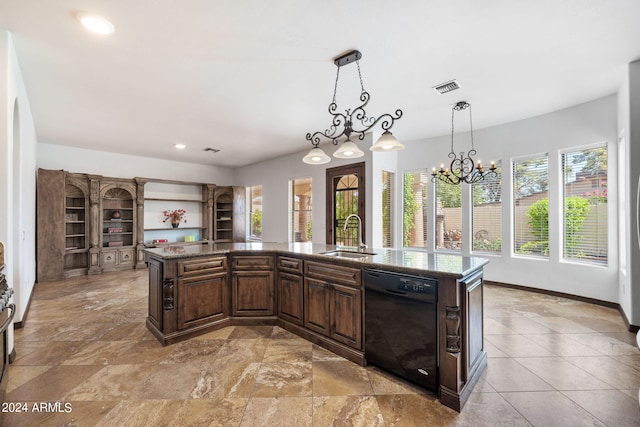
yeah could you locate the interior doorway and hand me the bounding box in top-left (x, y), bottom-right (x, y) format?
top-left (325, 162), bottom-right (365, 245)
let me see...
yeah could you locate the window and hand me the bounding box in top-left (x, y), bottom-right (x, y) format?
top-left (248, 185), bottom-right (262, 240)
top-left (562, 145), bottom-right (608, 265)
top-left (435, 180), bottom-right (462, 251)
top-left (403, 171), bottom-right (428, 248)
top-left (513, 155), bottom-right (549, 257)
top-left (381, 171), bottom-right (394, 247)
top-left (291, 177), bottom-right (312, 242)
top-left (472, 164), bottom-right (502, 253)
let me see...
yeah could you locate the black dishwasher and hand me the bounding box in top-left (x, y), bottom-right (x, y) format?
top-left (364, 269), bottom-right (438, 392)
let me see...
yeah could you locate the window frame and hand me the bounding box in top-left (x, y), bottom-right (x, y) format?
top-left (512, 153), bottom-right (550, 259)
top-left (402, 170), bottom-right (429, 249)
top-left (381, 170), bottom-right (394, 248)
top-left (289, 176), bottom-right (312, 243)
top-left (471, 162), bottom-right (503, 256)
top-left (434, 179), bottom-right (463, 253)
top-left (559, 142), bottom-right (608, 267)
top-left (247, 185), bottom-right (263, 241)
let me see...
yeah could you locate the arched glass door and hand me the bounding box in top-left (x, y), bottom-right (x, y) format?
top-left (325, 162), bottom-right (365, 246)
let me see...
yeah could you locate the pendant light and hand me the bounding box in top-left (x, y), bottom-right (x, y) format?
top-left (303, 50), bottom-right (403, 164)
top-left (431, 101), bottom-right (496, 184)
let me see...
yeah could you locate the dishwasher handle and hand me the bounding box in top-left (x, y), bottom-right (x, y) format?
top-left (384, 289), bottom-right (409, 297)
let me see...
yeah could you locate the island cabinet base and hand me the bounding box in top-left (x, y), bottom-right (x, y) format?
top-left (145, 246), bottom-right (488, 413)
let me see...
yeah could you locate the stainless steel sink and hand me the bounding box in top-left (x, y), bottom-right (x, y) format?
top-left (320, 250), bottom-right (376, 259)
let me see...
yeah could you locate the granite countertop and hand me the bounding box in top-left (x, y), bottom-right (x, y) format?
top-left (144, 242), bottom-right (489, 278)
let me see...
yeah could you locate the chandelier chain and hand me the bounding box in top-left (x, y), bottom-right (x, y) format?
top-left (469, 103), bottom-right (475, 150)
top-left (332, 65), bottom-right (340, 104)
top-left (356, 60), bottom-right (366, 93)
top-left (450, 107), bottom-right (455, 153)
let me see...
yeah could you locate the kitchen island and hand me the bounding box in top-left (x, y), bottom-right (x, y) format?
top-left (144, 242), bottom-right (488, 411)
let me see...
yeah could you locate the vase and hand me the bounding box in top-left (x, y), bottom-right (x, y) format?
top-left (111, 210), bottom-right (121, 219)
top-left (171, 221), bottom-right (180, 229)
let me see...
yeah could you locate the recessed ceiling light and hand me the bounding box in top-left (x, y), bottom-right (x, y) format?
top-left (76, 13), bottom-right (115, 35)
top-left (174, 143), bottom-right (186, 149)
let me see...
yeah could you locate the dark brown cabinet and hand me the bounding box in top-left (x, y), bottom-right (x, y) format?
top-left (231, 255), bottom-right (275, 316)
top-left (304, 277), bottom-right (331, 335)
top-left (177, 256), bottom-right (228, 330)
top-left (330, 283), bottom-right (362, 348)
top-left (277, 256), bottom-right (304, 326)
top-left (178, 273), bottom-right (227, 329)
top-left (303, 261), bottom-right (363, 350)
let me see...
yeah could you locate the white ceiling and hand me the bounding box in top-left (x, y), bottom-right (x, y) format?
top-left (1, 0), bottom-right (639, 167)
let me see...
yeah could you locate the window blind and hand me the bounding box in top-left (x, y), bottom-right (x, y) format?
top-left (381, 171), bottom-right (393, 247)
top-left (403, 171), bottom-right (428, 248)
top-left (562, 145), bottom-right (608, 265)
top-left (472, 164), bottom-right (502, 253)
top-left (435, 180), bottom-right (462, 251)
top-left (513, 155), bottom-right (549, 257)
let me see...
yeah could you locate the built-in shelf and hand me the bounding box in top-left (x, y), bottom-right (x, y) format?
top-left (144, 197), bottom-right (206, 203)
top-left (142, 180), bottom-right (214, 245)
top-left (144, 226), bottom-right (207, 232)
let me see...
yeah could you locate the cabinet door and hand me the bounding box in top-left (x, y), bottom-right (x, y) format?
top-left (232, 270), bottom-right (275, 316)
top-left (330, 283), bottom-right (363, 349)
top-left (278, 273), bottom-right (303, 325)
top-left (304, 277), bottom-right (330, 336)
top-left (178, 272), bottom-right (228, 329)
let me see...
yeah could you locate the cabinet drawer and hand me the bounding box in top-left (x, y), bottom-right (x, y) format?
top-left (232, 255), bottom-right (274, 270)
top-left (278, 256), bottom-right (303, 275)
top-left (100, 250), bottom-right (118, 266)
top-left (179, 256), bottom-right (227, 277)
top-left (304, 261), bottom-right (361, 287)
top-left (118, 248), bottom-right (135, 265)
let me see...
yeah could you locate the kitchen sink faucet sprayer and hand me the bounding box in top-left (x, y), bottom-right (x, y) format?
top-left (344, 214), bottom-right (367, 253)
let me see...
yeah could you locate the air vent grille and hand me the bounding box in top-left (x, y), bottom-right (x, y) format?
top-left (433, 79), bottom-right (460, 95)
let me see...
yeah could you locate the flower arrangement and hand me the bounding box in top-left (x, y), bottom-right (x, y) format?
top-left (163, 209), bottom-right (187, 224)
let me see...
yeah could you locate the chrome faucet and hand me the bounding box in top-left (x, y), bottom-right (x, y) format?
top-left (344, 214), bottom-right (367, 252)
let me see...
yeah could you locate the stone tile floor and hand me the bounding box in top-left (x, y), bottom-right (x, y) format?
top-left (3, 270), bottom-right (640, 426)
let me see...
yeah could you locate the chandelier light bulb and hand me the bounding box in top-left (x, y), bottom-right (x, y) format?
top-left (370, 131), bottom-right (404, 152)
top-left (303, 146), bottom-right (331, 164)
top-left (334, 140), bottom-right (364, 159)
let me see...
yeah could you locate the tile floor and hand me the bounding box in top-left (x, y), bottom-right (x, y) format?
top-left (3, 270), bottom-right (640, 426)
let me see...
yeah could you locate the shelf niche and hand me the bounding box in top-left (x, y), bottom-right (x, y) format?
top-left (142, 180), bottom-right (214, 246)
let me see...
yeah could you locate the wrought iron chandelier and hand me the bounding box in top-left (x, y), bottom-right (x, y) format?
top-left (431, 101), bottom-right (496, 185)
top-left (303, 50), bottom-right (403, 165)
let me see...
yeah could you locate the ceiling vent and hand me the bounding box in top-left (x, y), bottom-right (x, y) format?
top-left (204, 147), bottom-right (220, 153)
top-left (433, 79), bottom-right (460, 95)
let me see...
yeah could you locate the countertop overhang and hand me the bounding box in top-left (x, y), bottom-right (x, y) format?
top-left (143, 242), bottom-right (489, 278)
